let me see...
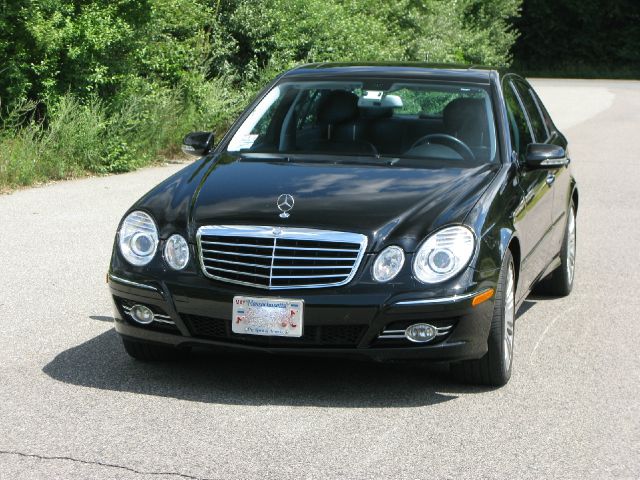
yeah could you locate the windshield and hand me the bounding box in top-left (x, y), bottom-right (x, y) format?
top-left (226, 79), bottom-right (498, 164)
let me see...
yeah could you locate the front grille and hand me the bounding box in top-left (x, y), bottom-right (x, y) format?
top-left (182, 313), bottom-right (366, 347)
top-left (197, 226), bottom-right (367, 289)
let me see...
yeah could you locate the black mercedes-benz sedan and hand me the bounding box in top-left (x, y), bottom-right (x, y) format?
top-left (108, 63), bottom-right (577, 386)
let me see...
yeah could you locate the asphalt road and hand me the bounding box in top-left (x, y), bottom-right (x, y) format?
top-left (1, 79), bottom-right (639, 479)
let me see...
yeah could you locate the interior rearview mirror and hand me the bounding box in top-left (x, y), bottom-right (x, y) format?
top-left (182, 131), bottom-right (214, 157)
top-left (525, 143), bottom-right (568, 169)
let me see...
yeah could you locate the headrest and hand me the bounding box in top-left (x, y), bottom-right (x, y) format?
top-left (317, 90), bottom-right (360, 124)
top-left (443, 98), bottom-right (487, 132)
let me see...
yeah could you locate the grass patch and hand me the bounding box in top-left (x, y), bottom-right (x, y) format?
top-left (0, 76), bottom-right (249, 191)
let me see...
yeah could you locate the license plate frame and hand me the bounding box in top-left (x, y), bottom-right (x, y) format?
top-left (231, 296), bottom-right (304, 338)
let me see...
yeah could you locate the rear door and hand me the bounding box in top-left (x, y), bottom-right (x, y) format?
top-left (503, 76), bottom-right (554, 292)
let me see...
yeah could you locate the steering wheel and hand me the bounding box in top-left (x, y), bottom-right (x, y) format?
top-left (408, 134), bottom-right (476, 163)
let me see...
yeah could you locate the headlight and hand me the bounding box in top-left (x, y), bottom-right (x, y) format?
top-left (413, 226), bottom-right (475, 284)
top-left (118, 211), bottom-right (159, 266)
top-left (164, 234), bottom-right (189, 270)
top-left (372, 246), bottom-right (405, 282)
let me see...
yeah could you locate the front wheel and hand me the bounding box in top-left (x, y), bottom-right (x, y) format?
top-left (450, 250), bottom-right (516, 386)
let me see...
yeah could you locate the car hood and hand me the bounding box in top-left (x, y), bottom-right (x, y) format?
top-left (189, 154), bottom-right (498, 252)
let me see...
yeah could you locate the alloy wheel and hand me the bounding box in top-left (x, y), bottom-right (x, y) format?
top-left (567, 209), bottom-right (577, 284)
top-left (503, 262), bottom-right (515, 369)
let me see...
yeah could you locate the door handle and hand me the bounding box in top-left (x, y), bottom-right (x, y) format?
top-left (546, 173), bottom-right (555, 186)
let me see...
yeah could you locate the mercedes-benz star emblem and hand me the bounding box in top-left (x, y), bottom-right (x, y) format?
top-left (277, 194), bottom-right (294, 218)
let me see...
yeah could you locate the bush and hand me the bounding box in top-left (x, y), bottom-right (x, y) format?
top-left (0, 96), bottom-right (107, 187)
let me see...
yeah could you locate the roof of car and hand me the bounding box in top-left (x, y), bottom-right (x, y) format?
top-left (283, 62), bottom-right (502, 84)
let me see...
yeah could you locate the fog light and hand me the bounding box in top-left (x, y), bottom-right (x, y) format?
top-left (130, 304), bottom-right (154, 325)
top-left (405, 323), bottom-right (437, 343)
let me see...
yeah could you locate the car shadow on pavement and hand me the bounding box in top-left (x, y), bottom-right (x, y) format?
top-left (42, 325), bottom-right (496, 408)
top-left (516, 299), bottom-right (537, 318)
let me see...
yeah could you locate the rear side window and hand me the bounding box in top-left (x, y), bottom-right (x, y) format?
top-left (514, 80), bottom-right (548, 142)
top-left (503, 81), bottom-right (533, 159)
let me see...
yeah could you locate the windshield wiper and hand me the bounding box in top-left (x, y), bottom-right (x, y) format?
top-left (237, 151), bottom-right (396, 167)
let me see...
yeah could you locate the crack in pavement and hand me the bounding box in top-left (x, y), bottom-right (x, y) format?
top-left (0, 450), bottom-right (219, 480)
top-left (529, 305), bottom-right (578, 363)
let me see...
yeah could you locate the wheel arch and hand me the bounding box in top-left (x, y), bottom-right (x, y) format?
top-left (492, 226), bottom-right (521, 289)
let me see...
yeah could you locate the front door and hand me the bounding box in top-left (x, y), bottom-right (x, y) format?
top-left (504, 77), bottom-right (554, 296)
top-left (518, 81), bottom-right (572, 253)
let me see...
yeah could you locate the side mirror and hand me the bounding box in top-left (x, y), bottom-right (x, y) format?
top-left (525, 143), bottom-right (568, 169)
top-left (182, 131), bottom-right (214, 157)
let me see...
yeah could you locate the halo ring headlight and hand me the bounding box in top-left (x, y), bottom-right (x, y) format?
top-left (118, 211), bottom-right (159, 266)
top-left (413, 226), bottom-right (475, 284)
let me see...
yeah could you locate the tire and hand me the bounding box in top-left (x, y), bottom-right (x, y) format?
top-left (451, 250), bottom-right (515, 387)
top-left (122, 337), bottom-right (190, 361)
top-left (538, 203), bottom-right (577, 297)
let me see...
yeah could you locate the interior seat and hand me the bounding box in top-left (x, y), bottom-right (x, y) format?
top-left (442, 98), bottom-right (489, 148)
top-left (303, 90), bottom-right (376, 154)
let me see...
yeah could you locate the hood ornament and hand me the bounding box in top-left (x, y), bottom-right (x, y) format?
top-left (277, 194), bottom-right (294, 218)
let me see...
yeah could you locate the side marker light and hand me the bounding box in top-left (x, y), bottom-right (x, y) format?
top-left (472, 288), bottom-right (495, 307)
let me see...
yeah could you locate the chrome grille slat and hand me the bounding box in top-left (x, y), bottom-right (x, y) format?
top-left (197, 226), bottom-right (368, 290)
top-left (201, 240), bottom-right (360, 253)
top-left (201, 241), bottom-right (274, 249)
top-left (202, 249), bottom-right (274, 259)
top-left (269, 273), bottom-right (349, 279)
top-left (205, 266), bottom-right (271, 279)
top-left (274, 246), bottom-right (360, 252)
top-left (273, 255), bottom-right (357, 261)
top-left (204, 257), bottom-right (272, 269)
top-left (271, 265), bottom-right (353, 270)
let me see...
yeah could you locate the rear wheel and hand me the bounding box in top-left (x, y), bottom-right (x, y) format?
top-left (122, 337), bottom-right (190, 361)
top-left (537, 203), bottom-right (576, 296)
top-left (451, 250), bottom-right (515, 386)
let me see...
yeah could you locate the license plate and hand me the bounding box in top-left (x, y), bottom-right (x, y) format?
top-left (232, 296), bottom-right (304, 337)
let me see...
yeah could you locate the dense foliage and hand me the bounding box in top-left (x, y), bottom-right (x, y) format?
top-left (0, 0), bottom-right (521, 189)
top-left (512, 0), bottom-right (640, 77)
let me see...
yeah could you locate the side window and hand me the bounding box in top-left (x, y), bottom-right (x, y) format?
top-left (529, 87), bottom-right (555, 138)
top-left (514, 80), bottom-right (548, 142)
top-left (503, 80), bottom-right (533, 159)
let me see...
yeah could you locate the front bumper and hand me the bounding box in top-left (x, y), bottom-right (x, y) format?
top-left (108, 271), bottom-right (498, 362)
